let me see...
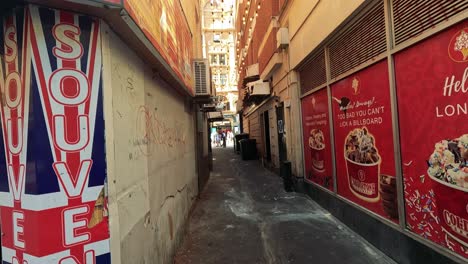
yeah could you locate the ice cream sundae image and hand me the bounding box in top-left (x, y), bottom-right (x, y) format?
top-left (454, 29), bottom-right (468, 60)
top-left (344, 127), bottom-right (381, 202)
top-left (309, 129), bottom-right (325, 172)
top-left (309, 129), bottom-right (325, 150)
top-left (427, 134), bottom-right (468, 189)
top-left (345, 127), bottom-right (380, 164)
top-left (427, 134), bottom-right (468, 247)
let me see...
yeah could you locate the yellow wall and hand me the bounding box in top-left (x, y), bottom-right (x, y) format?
top-left (288, 0), bottom-right (364, 68)
top-left (181, 0), bottom-right (203, 58)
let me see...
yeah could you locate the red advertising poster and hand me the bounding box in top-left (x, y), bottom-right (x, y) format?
top-left (331, 60), bottom-right (398, 222)
top-left (301, 89), bottom-right (333, 190)
top-left (395, 21), bottom-right (468, 258)
top-left (62, 0), bottom-right (122, 5)
top-left (102, 0), bottom-right (121, 4)
top-left (124, 0), bottom-right (194, 94)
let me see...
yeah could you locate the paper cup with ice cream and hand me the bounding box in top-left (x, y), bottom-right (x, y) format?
top-left (344, 127), bottom-right (381, 202)
top-left (427, 134), bottom-right (468, 247)
top-left (309, 129), bottom-right (326, 172)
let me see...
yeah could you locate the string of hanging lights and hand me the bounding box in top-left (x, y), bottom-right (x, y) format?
top-left (236, 0), bottom-right (261, 77)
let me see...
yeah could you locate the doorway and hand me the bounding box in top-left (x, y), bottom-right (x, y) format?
top-left (276, 103), bottom-right (287, 163)
top-left (263, 110), bottom-right (271, 162)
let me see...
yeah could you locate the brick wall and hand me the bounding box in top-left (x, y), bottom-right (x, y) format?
top-left (258, 28), bottom-right (277, 75)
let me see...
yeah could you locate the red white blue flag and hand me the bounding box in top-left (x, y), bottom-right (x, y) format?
top-left (0, 5), bottom-right (110, 264)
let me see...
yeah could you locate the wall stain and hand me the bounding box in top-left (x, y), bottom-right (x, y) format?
top-left (168, 212), bottom-right (174, 241)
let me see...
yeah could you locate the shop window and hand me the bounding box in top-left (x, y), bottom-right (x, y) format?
top-left (212, 74), bottom-right (219, 84)
top-left (210, 54), bottom-right (218, 65)
top-left (213, 34), bottom-right (220, 43)
top-left (220, 74), bottom-right (227, 85)
top-left (219, 54), bottom-right (226, 65)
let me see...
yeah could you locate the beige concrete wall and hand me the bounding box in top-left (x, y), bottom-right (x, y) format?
top-left (264, 0), bottom-right (364, 176)
top-left (102, 24), bottom-right (198, 264)
top-left (269, 49), bottom-right (303, 176)
top-left (288, 0), bottom-right (364, 68)
top-left (267, 107), bottom-right (279, 168)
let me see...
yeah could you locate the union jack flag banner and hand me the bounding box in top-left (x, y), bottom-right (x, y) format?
top-left (0, 5), bottom-right (110, 264)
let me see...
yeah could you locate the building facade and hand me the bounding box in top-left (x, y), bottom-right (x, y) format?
top-left (202, 0), bottom-right (240, 131)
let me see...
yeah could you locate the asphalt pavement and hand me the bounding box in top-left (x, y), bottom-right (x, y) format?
top-left (174, 147), bottom-right (396, 264)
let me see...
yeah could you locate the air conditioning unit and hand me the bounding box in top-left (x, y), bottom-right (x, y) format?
top-left (202, 103), bottom-right (216, 111)
top-left (246, 80), bottom-right (270, 95)
top-left (276, 27), bottom-right (289, 49)
top-left (193, 59), bottom-right (212, 96)
top-left (246, 63), bottom-right (259, 78)
top-left (207, 111), bottom-right (223, 120)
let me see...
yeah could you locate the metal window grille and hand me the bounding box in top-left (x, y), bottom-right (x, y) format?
top-left (392, 0), bottom-right (468, 46)
top-left (299, 49), bottom-right (326, 95)
top-left (329, 1), bottom-right (386, 79)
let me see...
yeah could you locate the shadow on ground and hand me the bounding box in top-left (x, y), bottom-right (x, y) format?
top-left (174, 147), bottom-right (396, 264)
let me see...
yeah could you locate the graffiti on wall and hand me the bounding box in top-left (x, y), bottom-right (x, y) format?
top-left (134, 105), bottom-right (187, 157)
top-left (0, 6), bottom-right (110, 263)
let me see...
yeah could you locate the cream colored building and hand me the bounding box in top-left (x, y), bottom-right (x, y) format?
top-left (235, 0), bottom-right (467, 263)
top-left (202, 0), bottom-right (240, 130)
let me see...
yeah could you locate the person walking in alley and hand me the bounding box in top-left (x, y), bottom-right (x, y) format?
top-left (222, 130), bottom-right (227, 148)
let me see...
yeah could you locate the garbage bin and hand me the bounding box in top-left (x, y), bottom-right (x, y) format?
top-left (234, 133), bottom-right (249, 153)
top-left (239, 139), bottom-right (257, 160)
top-left (281, 161), bottom-right (294, 192)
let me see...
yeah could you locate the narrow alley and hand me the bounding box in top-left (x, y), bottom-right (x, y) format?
top-left (0, 1), bottom-right (466, 263)
top-left (174, 147), bottom-right (395, 264)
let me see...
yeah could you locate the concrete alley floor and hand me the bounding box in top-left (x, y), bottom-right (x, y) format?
top-left (174, 147), bottom-right (396, 264)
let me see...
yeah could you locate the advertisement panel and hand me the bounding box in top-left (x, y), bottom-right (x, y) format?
top-left (124, 0), bottom-right (194, 94)
top-left (0, 6), bottom-right (110, 263)
top-left (396, 21), bottom-right (467, 258)
top-left (331, 60), bottom-right (398, 222)
top-left (301, 88), bottom-right (333, 190)
top-left (61, 0), bottom-right (122, 6)
top-left (101, 0), bottom-right (121, 4)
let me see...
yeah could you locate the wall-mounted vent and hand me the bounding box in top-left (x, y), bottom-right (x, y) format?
top-left (329, 2), bottom-right (386, 79)
top-left (193, 59), bottom-right (212, 96)
top-left (299, 49), bottom-right (326, 95)
top-left (276, 27), bottom-right (289, 49)
top-left (392, 0), bottom-right (468, 46)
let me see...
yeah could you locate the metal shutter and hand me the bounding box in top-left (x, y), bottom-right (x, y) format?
top-left (299, 49), bottom-right (326, 95)
top-left (329, 1), bottom-right (386, 79)
top-left (392, 0), bottom-right (468, 46)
